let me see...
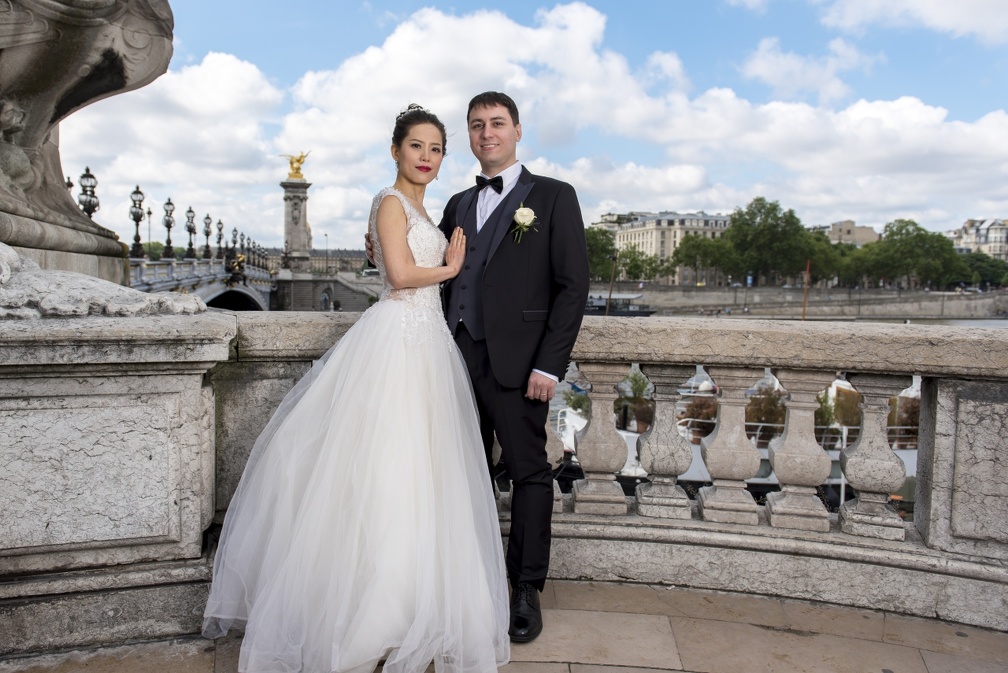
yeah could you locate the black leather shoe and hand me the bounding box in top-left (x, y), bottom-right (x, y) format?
top-left (509, 581), bottom-right (543, 643)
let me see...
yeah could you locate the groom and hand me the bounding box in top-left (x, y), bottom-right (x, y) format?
top-left (440, 91), bottom-right (589, 643)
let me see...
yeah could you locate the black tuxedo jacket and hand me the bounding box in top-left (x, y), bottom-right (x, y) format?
top-left (440, 166), bottom-right (589, 389)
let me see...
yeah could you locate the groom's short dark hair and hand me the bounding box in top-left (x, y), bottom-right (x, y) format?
top-left (467, 91), bottom-right (520, 125)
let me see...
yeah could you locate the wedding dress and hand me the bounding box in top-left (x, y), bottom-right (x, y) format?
top-left (203, 187), bottom-right (510, 673)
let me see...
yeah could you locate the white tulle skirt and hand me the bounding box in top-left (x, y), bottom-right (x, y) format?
top-left (203, 298), bottom-right (510, 673)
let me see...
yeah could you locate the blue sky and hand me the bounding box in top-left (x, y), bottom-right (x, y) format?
top-left (59, 0), bottom-right (1008, 249)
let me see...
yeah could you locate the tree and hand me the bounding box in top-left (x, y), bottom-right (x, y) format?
top-left (143, 241), bottom-right (164, 261)
top-left (619, 244), bottom-right (662, 281)
top-left (874, 219), bottom-right (965, 289)
top-left (962, 252), bottom-right (1008, 288)
top-left (585, 227), bottom-right (617, 281)
top-left (722, 197), bottom-right (810, 284)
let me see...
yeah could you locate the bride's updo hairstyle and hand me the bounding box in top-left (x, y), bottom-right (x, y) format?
top-left (392, 103), bottom-right (447, 153)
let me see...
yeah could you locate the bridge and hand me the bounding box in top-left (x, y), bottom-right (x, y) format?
top-left (129, 257), bottom-right (275, 310)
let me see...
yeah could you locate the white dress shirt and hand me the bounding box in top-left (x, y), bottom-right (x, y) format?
top-left (476, 162), bottom-right (523, 232)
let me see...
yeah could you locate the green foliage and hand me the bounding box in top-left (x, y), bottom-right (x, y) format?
top-left (745, 383), bottom-right (787, 443)
top-left (834, 387), bottom-right (862, 427)
top-left (585, 227), bottom-right (618, 281)
top-left (563, 387), bottom-right (591, 416)
top-left (618, 244), bottom-right (663, 281)
top-left (960, 250), bottom-right (1008, 288)
top-left (681, 395), bottom-right (717, 420)
top-left (143, 242), bottom-right (164, 261)
top-left (815, 390), bottom-right (834, 428)
top-left (722, 197), bottom-right (809, 285)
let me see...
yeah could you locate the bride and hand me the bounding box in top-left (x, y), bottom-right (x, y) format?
top-left (203, 104), bottom-right (511, 673)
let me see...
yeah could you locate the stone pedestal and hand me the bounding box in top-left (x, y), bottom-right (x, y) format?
top-left (0, 312), bottom-right (234, 655)
top-left (0, 1), bottom-right (174, 284)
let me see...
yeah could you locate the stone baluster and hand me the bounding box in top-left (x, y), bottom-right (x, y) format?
top-left (572, 362), bottom-right (630, 515)
top-left (696, 367), bottom-right (763, 525)
top-left (765, 369), bottom-right (834, 531)
top-left (636, 364), bottom-right (695, 519)
top-left (839, 373), bottom-right (910, 541)
top-left (545, 418), bottom-right (566, 513)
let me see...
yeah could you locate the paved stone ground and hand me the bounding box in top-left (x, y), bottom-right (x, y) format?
top-left (2, 580), bottom-right (1006, 673)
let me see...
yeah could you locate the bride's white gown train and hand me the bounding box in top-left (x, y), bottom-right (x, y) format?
top-left (203, 187), bottom-right (510, 673)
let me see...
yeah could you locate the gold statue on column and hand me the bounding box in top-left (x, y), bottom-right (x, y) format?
top-left (281, 151), bottom-right (310, 179)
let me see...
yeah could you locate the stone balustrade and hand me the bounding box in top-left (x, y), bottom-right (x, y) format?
top-left (553, 316), bottom-right (1008, 631)
top-left (2, 311), bottom-right (1006, 657)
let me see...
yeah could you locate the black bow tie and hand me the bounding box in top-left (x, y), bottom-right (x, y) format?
top-left (476, 175), bottom-right (504, 193)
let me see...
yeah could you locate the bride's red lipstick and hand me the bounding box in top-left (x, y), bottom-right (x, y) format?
top-left (417, 166), bottom-right (431, 172)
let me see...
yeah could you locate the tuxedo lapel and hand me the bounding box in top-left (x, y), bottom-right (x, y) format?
top-left (487, 174), bottom-right (535, 261)
top-left (456, 188), bottom-right (478, 234)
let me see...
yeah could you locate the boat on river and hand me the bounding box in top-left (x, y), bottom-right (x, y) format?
top-left (584, 292), bottom-right (655, 316)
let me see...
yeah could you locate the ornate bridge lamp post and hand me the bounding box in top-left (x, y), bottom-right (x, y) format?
top-left (162, 198), bottom-right (176, 259)
top-left (78, 167), bottom-right (99, 219)
top-left (128, 185), bottom-right (145, 258)
top-left (184, 206), bottom-right (197, 259)
top-left (202, 215), bottom-right (213, 259)
top-left (216, 220), bottom-right (224, 259)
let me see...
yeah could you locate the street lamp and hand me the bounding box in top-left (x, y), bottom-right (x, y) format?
top-left (77, 167), bottom-right (99, 218)
top-left (324, 232), bottom-right (329, 274)
top-left (128, 185), bottom-right (145, 258)
top-left (202, 214), bottom-right (213, 259)
top-left (184, 206), bottom-right (197, 259)
top-left (216, 220), bottom-right (224, 259)
top-left (162, 198), bottom-right (175, 259)
top-left (146, 207), bottom-right (152, 258)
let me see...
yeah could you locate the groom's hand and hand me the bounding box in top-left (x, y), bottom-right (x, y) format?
top-left (364, 232), bottom-right (375, 264)
top-left (526, 371), bottom-right (557, 403)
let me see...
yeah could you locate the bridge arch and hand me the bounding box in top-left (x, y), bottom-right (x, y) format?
top-left (203, 286), bottom-right (268, 311)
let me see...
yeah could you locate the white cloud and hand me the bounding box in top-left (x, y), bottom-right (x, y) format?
top-left (727, 0), bottom-right (770, 11)
top-left (820, 0), bottom-right (1008, 44)
top-left (56, 3), bottom-right (1008, 251)
top-left (741, 37), bottom-right (879, 104)
top-left (59, 52), bottom-right (284, 248)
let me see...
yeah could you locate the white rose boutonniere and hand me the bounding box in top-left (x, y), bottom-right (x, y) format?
top-left (512, 203), bottom-right (538, 243)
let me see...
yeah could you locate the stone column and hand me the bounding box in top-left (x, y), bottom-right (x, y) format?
top-left (572, 362), bottom-right (629, 515)
top-left (696, 367), bottom-right (762, 525)
top-left (765, 369), bottom-right (834, 531)
top-left (281, 179), bottom-right (313, 273)
top-left (636, 364), bottom-right (694, 519)
top-left (839, 373), bottom-right (910, 541)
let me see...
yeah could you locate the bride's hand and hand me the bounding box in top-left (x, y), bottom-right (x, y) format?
top-left (444, 228), bottom-right (466, 277)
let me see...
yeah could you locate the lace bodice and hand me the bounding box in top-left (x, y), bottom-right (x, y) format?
top-left (368, 187), bottom-right (450, 341)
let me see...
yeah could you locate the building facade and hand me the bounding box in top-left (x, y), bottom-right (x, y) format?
top-left (808, 220), bottom-right (880, 247)
top-left (592, 210), bottom-right (731, 285)
top-left (948, 218), bottom-right (1008, 261)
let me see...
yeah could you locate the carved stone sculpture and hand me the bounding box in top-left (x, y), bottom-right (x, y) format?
top-left (0, 240), bottom-right (204, 317)
top-left (0, 0), bottom-right (174, 283)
